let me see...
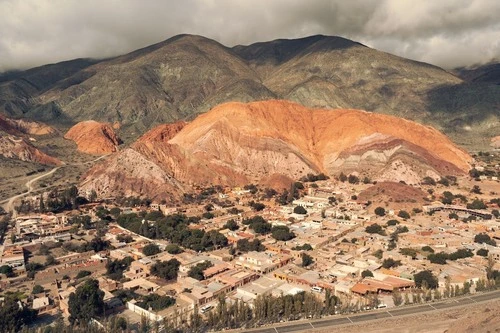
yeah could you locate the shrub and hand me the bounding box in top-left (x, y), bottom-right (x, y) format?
top-left (397, 210), bottom-right (410, 219)
top-left (75, 270), bottom-right (92, 279)
top-left (361, 270), bottom-right (373, 278)
top-left (365, 223), bottom-right (384, 234)
top-left (293, 206), bottom-right (307, 215)
top-left (374, 207), bottom-right (386, 216)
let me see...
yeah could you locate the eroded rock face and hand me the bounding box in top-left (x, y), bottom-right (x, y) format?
top-left (0, 135), bottom-right (61, 165)
top-left (0, 114), bottom-right (54, 136)
top-left (64, 120), bottom-right (121, 155)
top-left (80, 100), bottom-right (472, 199)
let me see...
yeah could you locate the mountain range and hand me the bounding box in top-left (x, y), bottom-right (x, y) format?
top-left (1, 34), bottom-right (499, 147)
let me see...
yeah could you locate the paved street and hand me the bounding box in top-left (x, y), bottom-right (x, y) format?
top-left (243, 290), bottom-right (500, 333)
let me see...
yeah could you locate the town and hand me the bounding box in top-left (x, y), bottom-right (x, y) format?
top-left (0, 153), bottom-right (499, 332)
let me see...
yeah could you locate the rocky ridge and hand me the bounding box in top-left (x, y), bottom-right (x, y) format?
top-left (64, 120), bottom-right (121, 155)
top-left (80, 100), bottom-right (472, 199)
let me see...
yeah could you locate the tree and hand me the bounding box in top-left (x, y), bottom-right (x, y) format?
top-left (32, 284), bottom-right (44, 294)
top-left (477, 248), bottom-right (489, 257)
top-left (361, 270), bottom-right (373, 278)
top-left (237, 239), bottom-right (265, 252)
top-left (348, 174), bottom-right (359, 184)
top-left (68, 279), bottom-right (105, 325)
top-left (301, 253), bottom-right (314, 267)
top-left (414, 270), bottom-right (438, 289)
top-left (471, 185), bottom-right (482, 194)
top-left (271, 226), bottom-right (296, 241)
top-left (249, 201), bottom-right (266, 211)
top-left (339, 172), bottom-right (347, 182)
top-left (365, 223), bottom-right (384, 234)
top-left (142, 243), bottom-right (161, 256)
top-left (0, 265), bottom-right (14, 277)
top-left (76, 270), bottom-right (92, 279)
top-left (223, 219), bottom-right (239, 231)
top-left (382, 258), bottom-right (401, 269)
top-left (151, 259), bottom-right (181, 281)
top-left (250, 220), bottom-right (272, 235)
top-left (398, 210), bottom-right (410, 219)
top-left (374, 207), bottom-right (386, 216)
top-left (0, 296), bottom-right (36, 332)
top-left (165, 244), bottom-right (183, 254)
top-left (474, 233), bottom-right (496, 246)
top-left (137, 294), bottom-right (175, 311)
top-left (421, 245), bottom-right (434, 253)
top-left (293, 206), bottom-right (307, 215)
top-left (387, 219), bottom-right (399, 226)
top-left (467, 199), bottom-right (487, 210)
top-left (188, 261), bottom-right (214, 281)
top-left (372, 249), bottom-right (383, 259)
top-left (400, 248), bottom-right (417, 259)
top-left (106, 257), bottom-right (133, 281)
top-left (422, 177), bottom-right (436, 185)
top-left (392, 289), bottom-right (403, 306)
top-left (116, 234), bottom-right (134, 243)
top-left (427, 252), bottom-right (448, 264)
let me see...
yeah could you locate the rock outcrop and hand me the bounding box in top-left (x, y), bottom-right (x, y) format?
top-left (64, 121), bottom-right (121, 155)
top-left (0, 135), bottom-right (61, 165)
top-left (0, 114), bottom-right (54, 136)
top-left (80, 100), bottom-right (472, 199)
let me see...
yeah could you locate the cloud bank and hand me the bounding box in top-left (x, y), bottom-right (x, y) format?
top-left (1, 0), bottom-right (499, 71)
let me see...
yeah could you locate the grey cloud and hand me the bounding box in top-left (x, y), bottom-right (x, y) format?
top-left (0, 0), bottom-right (499, 72)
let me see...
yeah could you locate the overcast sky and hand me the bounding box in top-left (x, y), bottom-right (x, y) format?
top-left (1, 0), bottom-right (499, 72)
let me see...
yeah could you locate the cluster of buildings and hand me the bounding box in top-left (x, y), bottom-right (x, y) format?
top-left (0, 174), bottom-right (499, 327)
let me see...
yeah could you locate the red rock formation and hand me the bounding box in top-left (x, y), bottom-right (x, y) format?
top-left (80, 100), bottom-right (472, 199)
top-left (64, 120), bottom-right (121, 155)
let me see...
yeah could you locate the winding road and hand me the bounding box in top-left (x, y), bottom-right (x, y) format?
top-left (1, 154), bottom-right (108, 216)
top-left (1, 166), bottom-right (60, 217)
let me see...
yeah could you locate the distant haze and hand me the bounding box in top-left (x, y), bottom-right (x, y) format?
top-left (1, 0), bottom-right (499, 72)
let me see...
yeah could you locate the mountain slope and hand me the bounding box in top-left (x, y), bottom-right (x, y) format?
top-left (0, 34), bottom-right (498, 146)
top-left (38, 35), bottom-right (275, 132)
top-left (80, 100), bottom-right (471, 199)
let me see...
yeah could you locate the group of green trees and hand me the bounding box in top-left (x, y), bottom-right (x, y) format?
top-left (68, 279), bottom-right (105, 325)
top-left (105, 257), bottom-right (133, 281)
top-left (365, 223), bottom-right (384, 235)
top-left (427, 248), bottom-right (474, 265)
top-left (185, 291), bottom-right (340, 332)
top-left (0, 295), bottom-right (36, 332)
top-left (117, 213), bottom-right (228, 252)
top-left (142, 243), bottom-right (161, 256)
top-left (236, 238), bottom-right (265, 253)
top-left (137, 294), bottom-right (175, 311)
top-left (299, 173), bottom-right (329, 182)
top-left (188, 261), bottom-right (214, 280)
top-left (150, 259), bottom-right (181, 281)
top-left (242, 216), bottom-right (272, 235)
top-left (474, 233), bottom-right (496, 246)
top-left (271, 225), bottom-right (295, 241)
top-left (17, 186), bottom-right (86, 214)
